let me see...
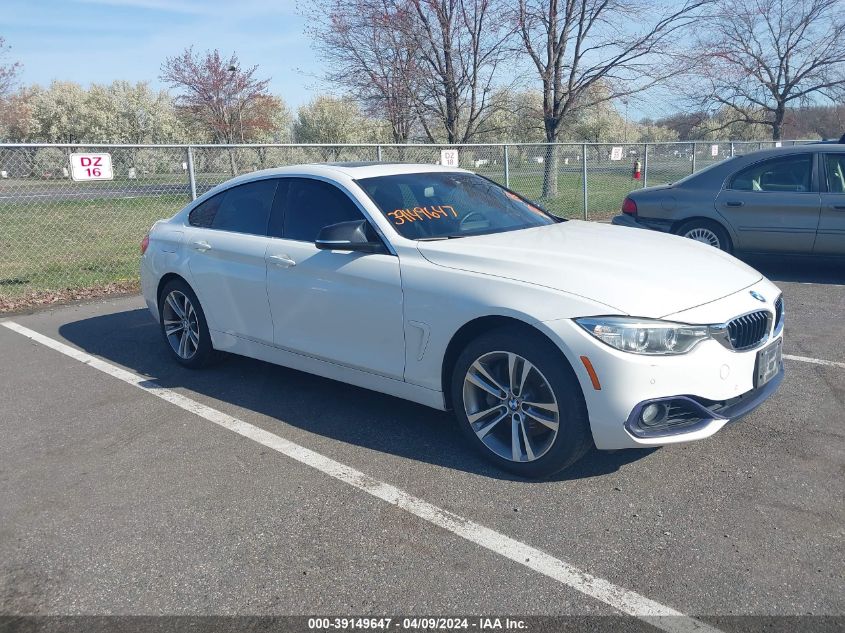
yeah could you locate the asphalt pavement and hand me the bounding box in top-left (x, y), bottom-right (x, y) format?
top-left (0, 255), bottom-right (842, 632)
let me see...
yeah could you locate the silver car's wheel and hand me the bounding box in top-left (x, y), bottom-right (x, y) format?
top-left (683, 227), bottom-right (721, 248)
top-left (462, 351), bottom-right (560, 463)
top-left (162, 290), bottom-right (200, 360)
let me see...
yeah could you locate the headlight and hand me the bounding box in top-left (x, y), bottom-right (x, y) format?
top-left (575, 317), bottom-right (711, 355)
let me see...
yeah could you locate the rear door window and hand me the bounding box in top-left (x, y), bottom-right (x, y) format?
top-left (188, 179), bottom-right (279, 235)
top-left (211, 179), bottom-right (278, 235)
top-left (730, 155), bottom-right (813, 193)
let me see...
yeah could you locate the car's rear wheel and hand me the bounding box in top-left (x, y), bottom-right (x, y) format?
top-left (158, 279), bottom-right (215, 368)
top-left (451, 327), bottom-right (592, 478)
top-left (676, 219), bottom-right (732, 253)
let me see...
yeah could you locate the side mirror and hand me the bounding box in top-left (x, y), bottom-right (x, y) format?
top-left (315, 219), bottom-right (386, 254)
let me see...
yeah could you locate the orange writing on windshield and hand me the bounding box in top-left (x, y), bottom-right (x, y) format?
top-left (388, 205), bottom-right (458, 225)
top-left (505, 190), bottom-right (544, 215)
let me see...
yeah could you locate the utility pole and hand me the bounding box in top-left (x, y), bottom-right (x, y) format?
top-left (622, 99), bottom-right (629, 143)
top-left (227, 65), bottom-right (243, 143)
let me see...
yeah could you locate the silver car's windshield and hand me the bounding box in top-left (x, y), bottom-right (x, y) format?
top-left (356, 172), bottom-right (557, 240)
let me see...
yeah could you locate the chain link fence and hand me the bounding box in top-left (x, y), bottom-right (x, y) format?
top-left (0, 139), bottom-right (809, 308)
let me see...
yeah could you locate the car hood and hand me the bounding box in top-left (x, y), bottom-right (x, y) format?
top-left (416, 220), bottom-right (763, 318)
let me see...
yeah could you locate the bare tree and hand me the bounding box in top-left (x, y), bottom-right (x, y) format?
top-left (405, 0), bottom-right (513, 144)
top-left (516, 0), bottom-right (709, 195)
top-left (160, 48), bottom-right (274, 173)
top-left (691, 0), bottom-right (845, 140)
top-left (307, 0), bottom-right (418, 143)
top-left (0, 37), bottom-right (22, 99)
top-left (784, 104), bottom-right (845, 140)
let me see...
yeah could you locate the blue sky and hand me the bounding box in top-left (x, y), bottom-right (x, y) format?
top-left (3, 0), bottom-right (323, 108)
top-left (4, 0), bottom-right (669, 119)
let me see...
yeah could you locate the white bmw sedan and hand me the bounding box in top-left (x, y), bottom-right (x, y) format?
top-left (140, 162), bottom-right (784, 477)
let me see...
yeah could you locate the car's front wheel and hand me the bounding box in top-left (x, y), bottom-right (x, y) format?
top-left (451, 327), bottom-right (592, 478)
top-left (676, 219), bottom-right (732, 253)
top-left (158, 279), bottom-right (215, 368)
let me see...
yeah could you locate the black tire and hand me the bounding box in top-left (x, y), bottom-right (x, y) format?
top-left (158, 278), bottom-right (215, 369)
top-left (451, 326), bottom-right (592, 479)
top-left (675, 218), bottom-right (733, 253)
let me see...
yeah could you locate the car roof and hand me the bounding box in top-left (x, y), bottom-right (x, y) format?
top-left (220, 162), bottom-right (471, 187)
top-left (315, 161), bottom-right (474, 178)
top-left (187, 162), bottom-right (475, 207)
top-left (733, 144), bottom-right (843, 158)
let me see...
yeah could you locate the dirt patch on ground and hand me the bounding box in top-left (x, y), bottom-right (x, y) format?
top-left (0, 281), bottom-right (141, 315)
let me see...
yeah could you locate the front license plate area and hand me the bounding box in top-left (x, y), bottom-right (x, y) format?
top-left (755, 339), bottom-right (783, 388)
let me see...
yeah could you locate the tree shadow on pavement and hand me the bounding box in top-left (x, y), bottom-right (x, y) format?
top-left (59, 308), bottom-right (654, 483)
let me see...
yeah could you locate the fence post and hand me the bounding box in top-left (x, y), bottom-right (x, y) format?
top-left (186, 146), bottom-right (197, 201)
top-left (730, 142), bottom-right (735, 158)
top-left (582, 143), bottom-right (588, 220)
top-left (503, 145), bottom-right (510, 188)
top-left (642, 144), bottom-right (649, 188)
top-left (691, 142), bottom-right (696, 174)
top-left (376, 145), bottom-right (383, 161)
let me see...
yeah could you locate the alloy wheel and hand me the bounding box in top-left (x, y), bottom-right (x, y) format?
top-left (462, 351), bottom-right (560, 463)
top-left (162, 290), bottom-right (200, 360)
top-left (684, 227), bottom-right (721, 248)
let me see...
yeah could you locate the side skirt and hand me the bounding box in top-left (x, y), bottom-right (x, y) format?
top-left (210, 330), bottom-right (447, 411)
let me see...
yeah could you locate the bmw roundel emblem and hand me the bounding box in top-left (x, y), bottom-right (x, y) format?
top-left (749, 291), bottom-right (766, 303)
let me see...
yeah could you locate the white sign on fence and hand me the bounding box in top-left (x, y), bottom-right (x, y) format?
top-left (70, 153), bottom-right (114, 181)
top-left (710, 144), bottom-right (719, 157)
top-left (610, 146), bottom-right (624, 161)
top-left (440, 149), bottom-right (459, 167)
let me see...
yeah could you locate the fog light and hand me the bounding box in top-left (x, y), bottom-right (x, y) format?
top-left (628, 397), bottom-right (718, 438)
top-left (640, 403), bottom-right (668, 426)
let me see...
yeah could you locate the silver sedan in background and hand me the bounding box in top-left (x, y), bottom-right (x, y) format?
top-left (612, 144), bottom-right (845, 255)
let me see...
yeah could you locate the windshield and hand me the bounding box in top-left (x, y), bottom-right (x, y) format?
top-left (356, 172), bottom-right (558, 240)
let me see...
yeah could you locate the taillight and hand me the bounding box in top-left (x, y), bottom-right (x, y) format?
top-left (140, 233), bottom-right (150, 255)
top-left (621, 197), bottom-right (638, 215)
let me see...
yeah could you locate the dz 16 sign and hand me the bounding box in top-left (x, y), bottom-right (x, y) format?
top-left (70, 153), bottom-right (114, 181)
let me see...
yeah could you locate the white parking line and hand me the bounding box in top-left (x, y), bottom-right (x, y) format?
top-left (784, 354), bottom-right (845, 370)
top-left (1, 320), bottom-right (720, 633)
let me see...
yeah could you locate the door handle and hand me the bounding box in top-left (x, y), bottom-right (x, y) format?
top-left (192, 240), bottom-right (211, 252)
top-left (268, 254), bottom-right (296, 268)
top-left (832, 205), bottom-right (845, 211)
top-left (725, 201), bottom-right (744, 207)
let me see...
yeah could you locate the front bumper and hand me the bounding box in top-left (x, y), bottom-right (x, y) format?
top-left (539, 280), bottom-right (785, 450)
top-left (624, 368), bottom-right (783, 440)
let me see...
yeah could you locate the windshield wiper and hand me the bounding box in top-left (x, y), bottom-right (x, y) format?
top-left (416, 234), bottom-right (467, 241)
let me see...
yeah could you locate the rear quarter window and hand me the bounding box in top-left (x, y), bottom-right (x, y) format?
top-left (188, 194), bottom-right (221, 228)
